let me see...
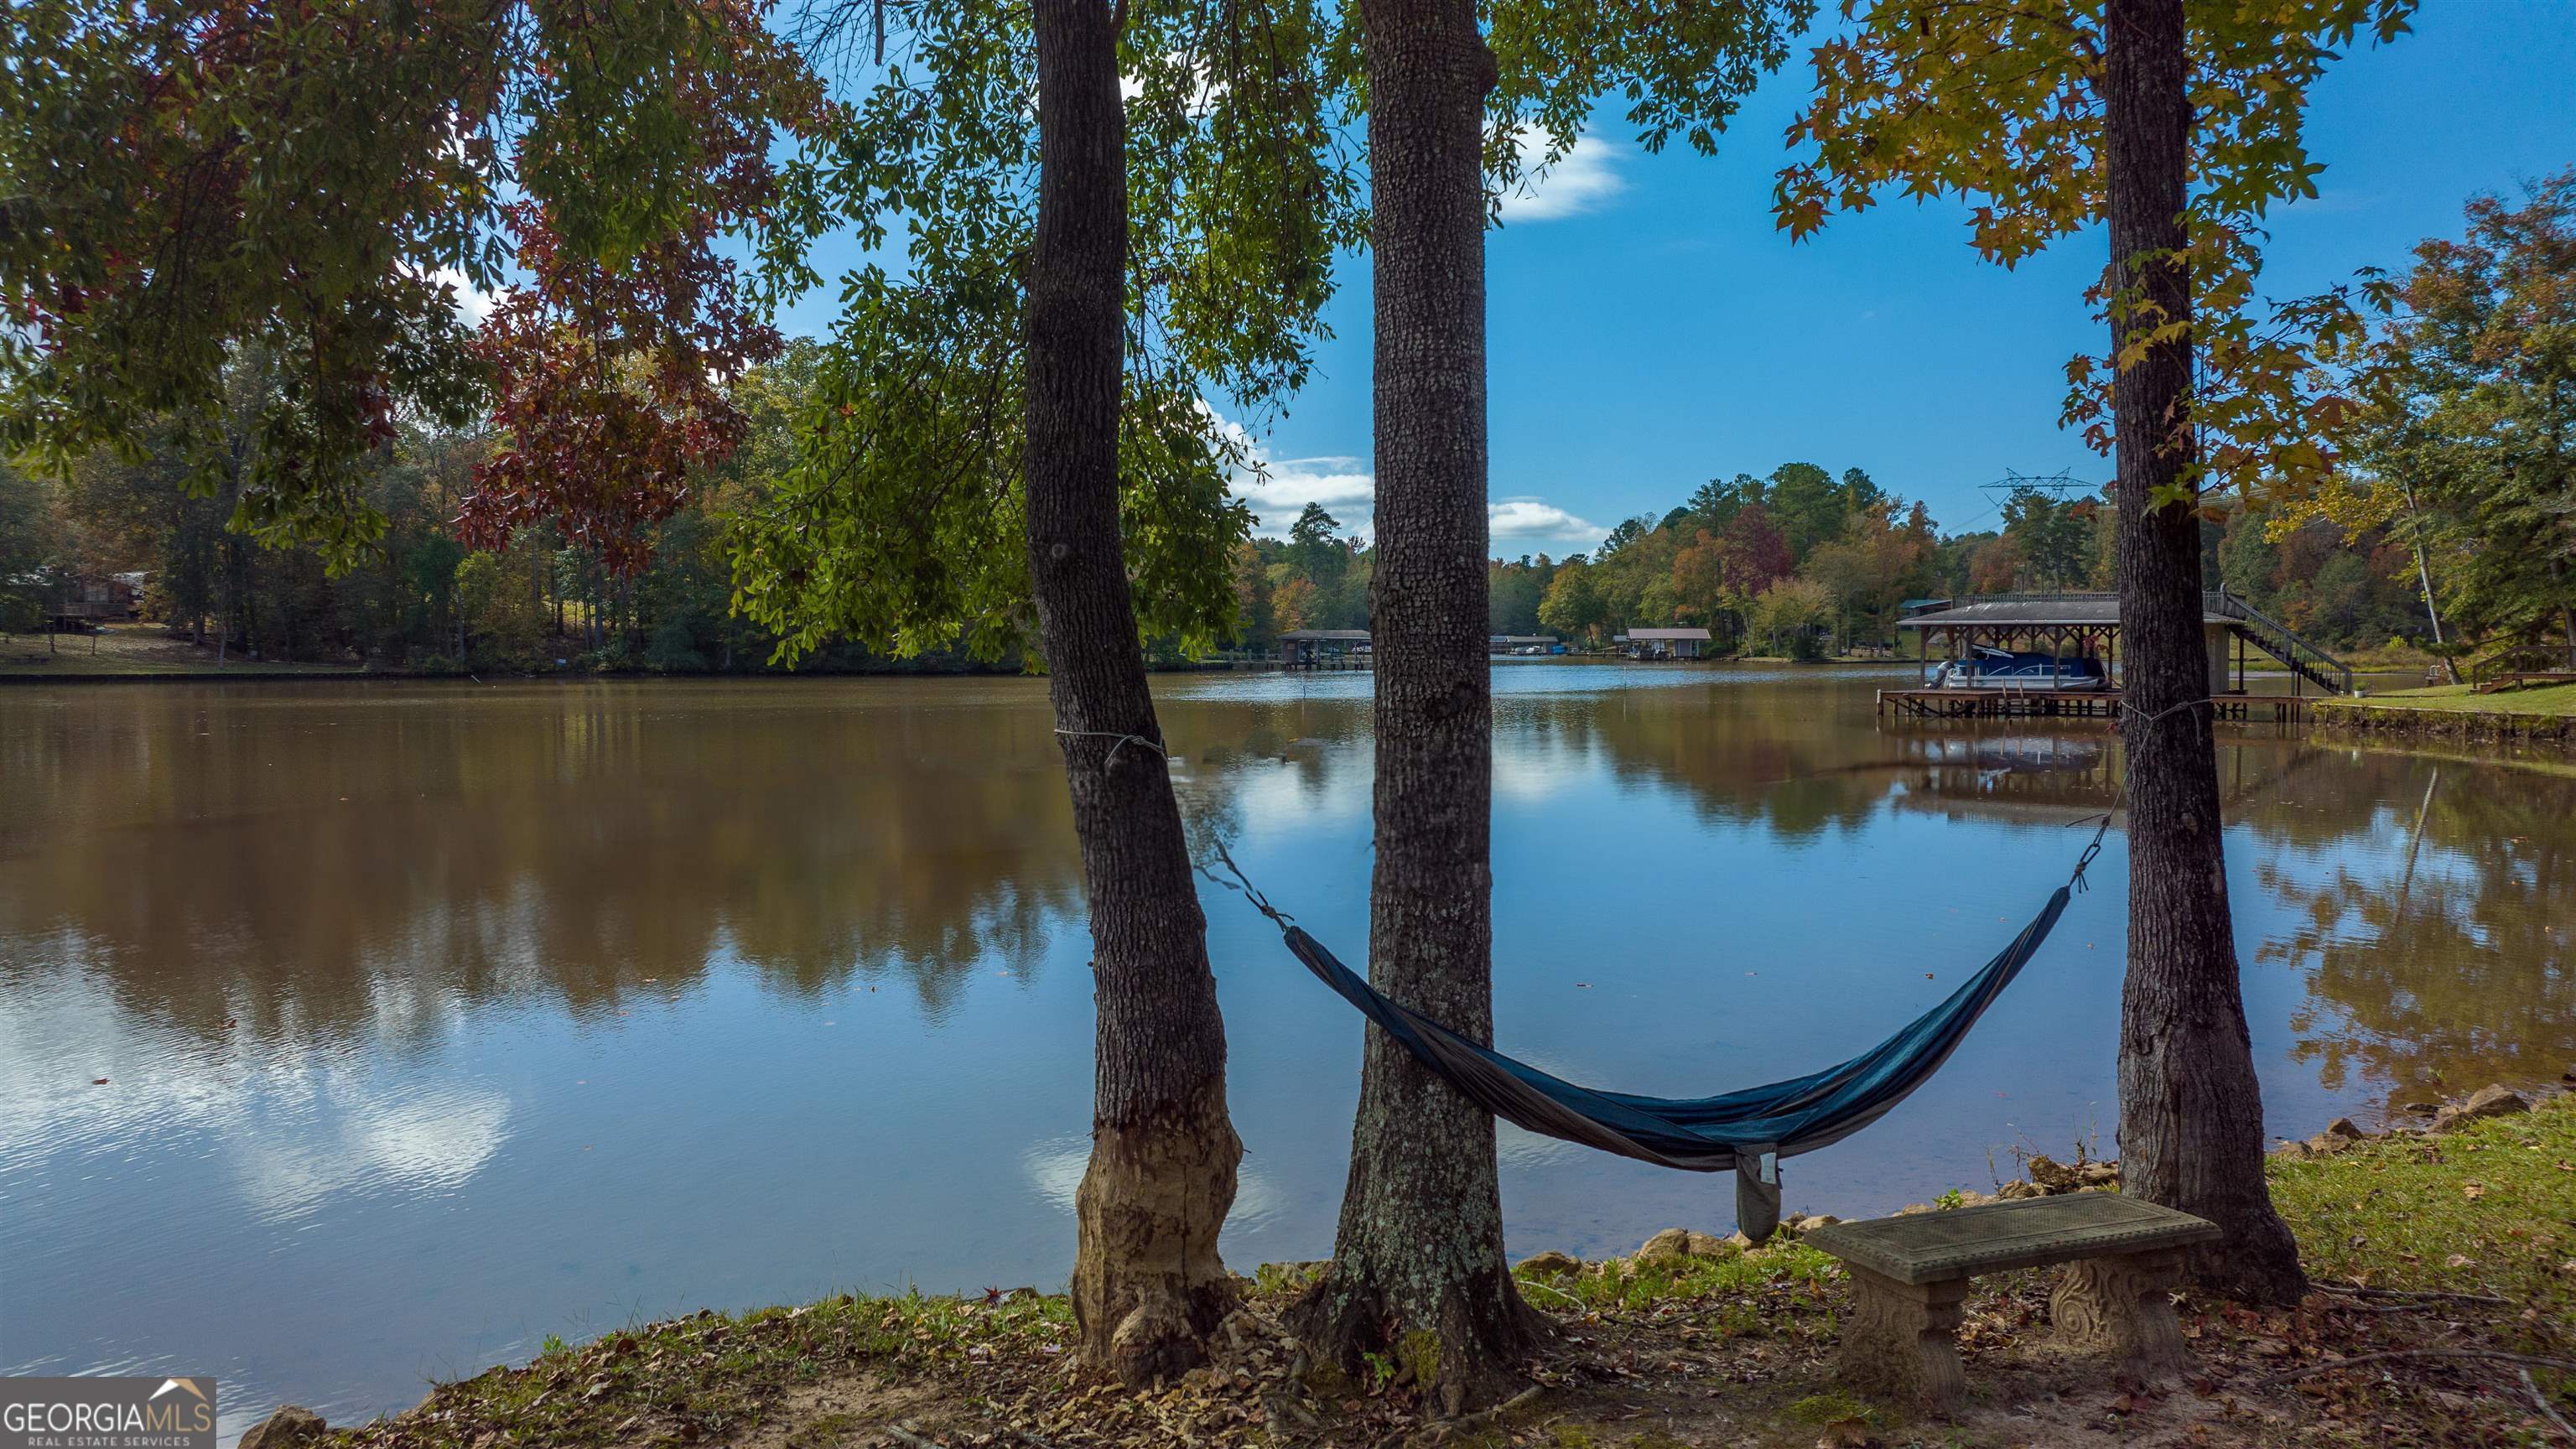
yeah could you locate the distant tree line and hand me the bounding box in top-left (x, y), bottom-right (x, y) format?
top-left (1, 344), bottom-right (1112, 673)
top-left (1214, 460), bottom-right (2438, 663)
top-left (8, 417), bottom-right (2443, 669)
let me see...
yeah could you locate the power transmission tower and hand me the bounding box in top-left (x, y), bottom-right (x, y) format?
top-left (1978, 467), bottom-right (2100, 501)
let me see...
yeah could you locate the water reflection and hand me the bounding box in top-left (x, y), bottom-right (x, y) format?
top-left (2253, 759), bottom-right (2576, 1107)
top-left (2, 669), bottom-right (2568, 1441)
top-left (0, 683), bottom-right (1088, 1039)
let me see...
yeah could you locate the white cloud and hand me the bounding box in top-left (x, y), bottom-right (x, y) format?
top-left (1488, 497), bottom-right (1599, 544)
top-left (1495, 127), bottom-right (1627, 222)
top-left (428, 266), bottom-right (500, 326)
top-left (1209, 407), bottom-right (1596, 552)
top-left (1207, 406), bottom-right (1377, 538)
top-left (1235, 455), bottom-right (1379, 537)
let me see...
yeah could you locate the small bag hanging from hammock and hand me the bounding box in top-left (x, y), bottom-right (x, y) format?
top-left (1231, 861), bottom-right (2075, 1243)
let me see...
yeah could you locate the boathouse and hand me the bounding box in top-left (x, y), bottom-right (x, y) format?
top-left (1623, 626), bottom-right (1711, 659)
top-left (1887, 590), bottom-right (2351, 719)
top-left (1277, 628), bottom-right (1371, 667)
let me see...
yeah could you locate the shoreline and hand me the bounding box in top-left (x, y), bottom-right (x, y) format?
top-left (0, 658), bottom-right (1240, 685)
top-left (0, 654), bottom-right (1909, 686)
top-left (241, 1083), bottom-right (2573, 1449)
top-left (2311, 691), bottom-right (2576, 750)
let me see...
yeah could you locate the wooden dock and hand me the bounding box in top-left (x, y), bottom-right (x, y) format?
top-left (1876, 688), bottom-right (2318, 723)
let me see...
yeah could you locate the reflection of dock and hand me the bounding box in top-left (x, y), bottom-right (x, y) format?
top-left (1875, 688), bottom-right (2315, 722)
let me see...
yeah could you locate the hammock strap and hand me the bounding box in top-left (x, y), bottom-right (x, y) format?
top-left (1736, 1145), bottom-right (1783, 1244)
top-left (1199, 835), bottom-right (1296, 928)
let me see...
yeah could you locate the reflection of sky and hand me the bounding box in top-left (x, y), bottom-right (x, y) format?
top-left (1021, 1135), bottom-right (1290, 1237)
top-left (3, 670), bottom-right (2568, 1444)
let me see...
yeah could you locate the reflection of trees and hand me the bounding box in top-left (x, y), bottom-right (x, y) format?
top-left (1500, 679), bottom-right (1902, 840)
top-left (0, 682), bottom-right (1088, 1046)
top-left (2255, 761), bottom-right (2576, 1103)
top-left (11, 677), bottom-right (2568, 1107)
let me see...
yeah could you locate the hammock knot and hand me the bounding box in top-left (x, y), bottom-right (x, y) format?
top-left (1198, 836), bottom-right (1294, 928)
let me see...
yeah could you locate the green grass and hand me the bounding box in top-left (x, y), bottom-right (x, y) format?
top-left (2268, 1092), bottom-right (2574, 1355)
top-left (2335, 682), bottom-right (2576, 716)
top-left (333, 1290), bottom-right (1074, 1449)
top-left (1515, 1239), bottom-right (1841, 1317)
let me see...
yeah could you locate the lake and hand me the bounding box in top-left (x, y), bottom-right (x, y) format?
top-left (3, 666), bottom-right (2569, 1439)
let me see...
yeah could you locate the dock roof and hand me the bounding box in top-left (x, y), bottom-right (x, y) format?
top-left (1897, 594), bottom-right (2231, 628)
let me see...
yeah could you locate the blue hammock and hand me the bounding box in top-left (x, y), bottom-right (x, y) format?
top-left (1214, 846), bottom-right (2084, 1241)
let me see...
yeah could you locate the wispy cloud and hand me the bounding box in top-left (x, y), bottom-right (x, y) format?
top-left (1234, 454), bottom-right (1379, 537)
top-left (1208, 406), bottom-right (1375, 538)
top-left (1213, 408), bottom-right (1597, 552)
top-left (1496, 127), bottom-right (1627, 222)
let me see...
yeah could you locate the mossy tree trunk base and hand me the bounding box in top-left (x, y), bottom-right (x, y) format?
top-left (1285, 1254), bottom-right (1545, 1415)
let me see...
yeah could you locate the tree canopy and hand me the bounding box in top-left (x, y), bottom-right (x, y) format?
top-left (2292, 172), bottom-right (2576, 668)
top-left (1, 0), bottom-right (823, 568)
top-left (1776, 0), bottom-right (2418, 509)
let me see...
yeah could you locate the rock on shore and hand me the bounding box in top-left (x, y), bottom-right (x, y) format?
top-left (239, 1406), bottom-right (326, 1449)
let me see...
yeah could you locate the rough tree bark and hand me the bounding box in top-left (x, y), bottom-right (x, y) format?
top-left (1283, 0), bottom-right (1542, 1411)
top-left (1026, 0), bottom-right (1244, 1384)
top-left (2103, 0), bottom-right (2307, 1306)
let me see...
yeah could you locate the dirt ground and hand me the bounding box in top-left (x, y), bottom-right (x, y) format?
top-left (346, 1254), bottom-right (2570, 1449)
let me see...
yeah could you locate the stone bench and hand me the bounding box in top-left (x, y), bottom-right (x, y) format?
top-left (1804, 1193), bottom-right (2220, 1414)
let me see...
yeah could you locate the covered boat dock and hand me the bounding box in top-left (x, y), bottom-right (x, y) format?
top-left (1881, 590), bottom-right (2352, 722)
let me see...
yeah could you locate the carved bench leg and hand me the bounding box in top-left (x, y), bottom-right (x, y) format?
top-left (2053, 1249), bottom-right (2189, 1380)
top-left (1838, 1268), bottom-right (1969, 1415)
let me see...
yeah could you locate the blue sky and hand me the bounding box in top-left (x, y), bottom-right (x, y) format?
top-left (786, 0), bottom-right (2576, 558)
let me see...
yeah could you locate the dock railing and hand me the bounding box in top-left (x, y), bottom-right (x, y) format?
top-left (2206, 588), bottom-right (2355, 696)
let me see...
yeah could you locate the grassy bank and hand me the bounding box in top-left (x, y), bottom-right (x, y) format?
top-left (303, 1092), bottom-right (2573, 1449)
top-left (2314, 682), bottom-right (2576, 750)
top-left (3, 626), bottom-right (366, 678)
top-left (2329, 642), bottom-right (2445, 673)
top-left (2345, 682), bottom-right (2576, 715)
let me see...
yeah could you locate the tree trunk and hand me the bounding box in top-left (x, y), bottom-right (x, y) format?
top-left (2555, 559), bottom-right (2575, 670)
top-left (1026, 0), bottom-right (1243, 1387)
top-left (2396, 482), bottom-right (2454, 683)
top-left (2103, 0), bottom-right (2305, 1307)
top-left (1285, 0), bottom-right (1540, 1411)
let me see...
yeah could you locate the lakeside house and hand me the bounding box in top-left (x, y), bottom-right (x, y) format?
top-left (5, 569), bottom-right (141, 631)
top-left (1277, 628), bottom-right (1372, 667)
top-left (1621, 627), bottom-right (1711, 660)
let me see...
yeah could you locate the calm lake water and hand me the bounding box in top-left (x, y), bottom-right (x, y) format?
top-left (4, 666), bottom-right (2570, 1437)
